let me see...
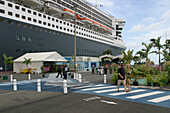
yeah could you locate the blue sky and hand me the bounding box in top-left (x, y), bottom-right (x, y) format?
top-left (88, 0), bottom-right (170, 64)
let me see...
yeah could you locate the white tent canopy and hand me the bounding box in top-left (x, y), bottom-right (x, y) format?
top-left (13, 51), bottom-right (67, 73)
top-left (99, 54), bottom-right (124, 61)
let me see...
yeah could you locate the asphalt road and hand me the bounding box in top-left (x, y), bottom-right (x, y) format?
top-left (0, 91), bottom-right (169, 113)
top-left (0, 72), bottom-right (170, 113)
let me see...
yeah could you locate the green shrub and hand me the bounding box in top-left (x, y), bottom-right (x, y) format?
top-left (146, 74), bottom-right (153, 83)
top-left (112, 73), bottom-right (118, 84)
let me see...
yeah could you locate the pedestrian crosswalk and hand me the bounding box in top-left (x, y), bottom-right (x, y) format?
top-left (72, 84), bottom-right (170, 108)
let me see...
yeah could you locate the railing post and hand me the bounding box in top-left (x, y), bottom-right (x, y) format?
top-left (10, 75), bottom-right (13, 82)
top-left (28, 73), bottom-right (31, 80)
top-left (104, 74), bottom-right (106, 84)
top-left (13, 79), bottom-right (17, 91)
top-left (37, 79), bottom-right (41, 92)
top-left (63, 80), bottom-right (68, 94)
top-left (79, 74), bottom-right (82, 83)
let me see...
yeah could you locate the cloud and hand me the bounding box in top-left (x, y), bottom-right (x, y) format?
top-left (126, 41), bottom-right (141, 49)
top-left (127, 24), bottom-right (145, 32)
top-left (161, 10), bottom-right (170, 20)
top-left (143, 17), bottom-right (156, 22)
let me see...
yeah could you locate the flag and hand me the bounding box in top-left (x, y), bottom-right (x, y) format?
top-left (100, 4), bottom-right (103, 7)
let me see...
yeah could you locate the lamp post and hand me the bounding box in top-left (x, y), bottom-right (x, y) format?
top-left (73, 5), bottom-right (77, 70)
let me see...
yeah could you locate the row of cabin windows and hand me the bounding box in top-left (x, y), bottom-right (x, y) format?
top-left (16, 35), bottom-right (32, 42)
top-left (0, 16), bottom-right (114, 44)
top-left (0, 4), bottom-right (113, 39)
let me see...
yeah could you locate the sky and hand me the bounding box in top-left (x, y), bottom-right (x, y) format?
top-left (88, 0), bottom-right (170, 64)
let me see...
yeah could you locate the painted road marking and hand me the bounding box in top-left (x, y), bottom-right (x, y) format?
top-left (108, 89), bottom-right (146, 96)
top-left (73, 84), bottom-right (104, 89)
top-left (94, 88), bottom-right (125, 93)
top-left (127, 91), bottom-right (164, 99)
top-left (81, 86), bottom-right (117, 91)
top-left (148, 95), bottom-right (170, 103)
top-left (101, 100), bottom-right (118, 105)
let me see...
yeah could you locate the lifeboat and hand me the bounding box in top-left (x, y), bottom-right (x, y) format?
top-left (64, 8), bottom-right (75, 17)
top-left (76, 14), bottom-right (84, 20)
top-left (93, 21), bottom-right (101, 27)
top-left (100, 24), bottom-right (106, 30)
top-left (82, 18), bottom-right (93, 24)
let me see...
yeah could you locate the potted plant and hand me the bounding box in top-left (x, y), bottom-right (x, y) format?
top-left (112, 73), bottom-right (118, 85)
top-left (109, 67), bottom-right (113, 74)
top-left (146, 74), bottom-right (153, 86)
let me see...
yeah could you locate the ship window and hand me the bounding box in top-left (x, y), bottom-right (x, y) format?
top-left (22, 24), bottom-right (26, 27)
top-left (22, 36), bottom-right (26, 41)
top-left (33, 19), bottom-right (37, 23)
top-left (15, 14), bottom-right (20, 18)
top-left (28, 25), bottom-right (32, 29)
top-left (44, 29), bottom-right (47, 32)
top-left (43, 15), bottom-right (46, 18)
top-left (16, 35), bottom-right (20, 40)
top-left (67, 23), bottom-right (69, 26)
top-left (52, 24), bottom-right (55, 27)
top-left (56, 25), bottom-right (58, 28)
top-left (64, 22), bottom-right (66, 25)
top-left (0, 1), bottom-right (5, 5)
top-left (48, 30), bottom-right (51, 33)
top-left (64, 28), bottom-right (66, 31)
top-left (28, 17), bottom-right (31, 21)
top-left (0, 9), bottom-right (5, 14)
top-left (8, 20), bottom-right (13, 24)
top-left (52, 18), bottom-right (54, 21)
top-left (33, 12), bottom-right (37, 15)
top-left (15, 6), bottom-right (19, 10)
top-left (22, 8), bottom-right (26, 12)
top-left (56, 19), bottom-right (58, 22)
top-left (8, 3), bottom-right (12, 7)
top-left (28, 37), bottom-right (32, 42)
top-left (48, 16), bottom-right (50, 20)
top-left (48, 23), bottom-right (51, 26)
top-left (22, 15), bottom-right (26, 19)
top-left (38, 20), bottom-right (42, 24)
top-left (38, 13), bottom-right (41, 17)
top-left (70, 24), bottom-right (72, 27)
top-left (43, 22), bottom-right (46, 25)
top-left (60, 21), bottom-right (62, 24)
top-left (28, 10), bottom-right (31, 14)
top-left (70, 30), bottom-right (72, 32)
top-left (67, 29), bottom-right (69, 32)
top-left (60, 27), bottom-right (62, 29)
top-left (8, 11), bottom-right (13, 16)
top-left (39, 28), bottom-right (42, 31)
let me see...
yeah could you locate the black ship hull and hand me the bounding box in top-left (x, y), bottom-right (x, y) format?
top-left (0, 17), bottom-right (125, 69)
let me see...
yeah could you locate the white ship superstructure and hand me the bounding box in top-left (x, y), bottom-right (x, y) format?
top-left (0, 0), bottom-right (126, 68)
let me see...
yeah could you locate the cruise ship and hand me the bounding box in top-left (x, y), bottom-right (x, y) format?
top-left (0, 0), bottom-right (126, 67)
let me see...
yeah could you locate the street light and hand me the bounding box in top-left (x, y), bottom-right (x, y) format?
top-left (73, 4), bottom-right (77, 70)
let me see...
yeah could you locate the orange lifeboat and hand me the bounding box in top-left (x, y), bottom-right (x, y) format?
top-left (64, 8), bottom-right (75, 17)
top-left (76, 14), bottom-right (84, 20)
top-left (82, 18), bottom-right (93, 24)
top-left (100, 24), bottom-right (106, 30)
top-left (93, 21), bottom-right (101, 27)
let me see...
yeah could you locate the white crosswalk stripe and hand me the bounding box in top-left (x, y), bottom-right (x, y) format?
top-left (147, 95), bottom-right (170, 103)
top-left (94, 88), bottom-right (125, 93)
top-left (81, 86), bottom-right (117, 91)
top-left (126, 91), bottom-right (164, 99)
top-left (73, 84), bottom-right (104, 89)
top-left (108, 89), bottom-right (146, 96)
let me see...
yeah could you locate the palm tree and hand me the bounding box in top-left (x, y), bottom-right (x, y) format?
top-left (23, 58), bottom-right (31, 70)
top-left (3, 53), bottom-right (13, 72)
top-left (150, 37), bottom-right (163, 66)
top-left (136, 42), bottom-right (153, 62)
top-left (162, 39), bottom-right (170, 62)
top-left (133, 56), bottom-right (140, 64)
top-left (122, 49), bottom-right (134, 64)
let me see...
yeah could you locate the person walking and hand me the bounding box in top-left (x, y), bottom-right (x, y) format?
top-left (56, 66), bottom-right (62, 78)
top-left (92, 65), bottom-right (95, 74)
top-left (0, 66), bottom-right (3, 72)
top-left (63, 65), bottom-right (68, 79)
top-left (104, 65), bottom-right (107, 75)
top-left (117, 64), bottom-right (128, 92)
top-left (126, 64), bottom-right (132, 91)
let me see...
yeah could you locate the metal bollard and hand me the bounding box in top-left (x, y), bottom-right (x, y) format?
top-left (37, 79), bottom-right (41, 92)
top-left (28, 73), bottom-right (31, 80)
top-left (13, 79), bottom-right (17, 91)
top-left (79, 74), bottom-right (82, 83)
top-left (76, 73), bottom-right (78, 80)
top-left (104, 74), bottom-right (107, 83)
top-left (63, 80), bottom-right (68, 94)
top-left (10, 75), bottom-right (13, 82)
top-left (74, 73), bottom-right (76, 79)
